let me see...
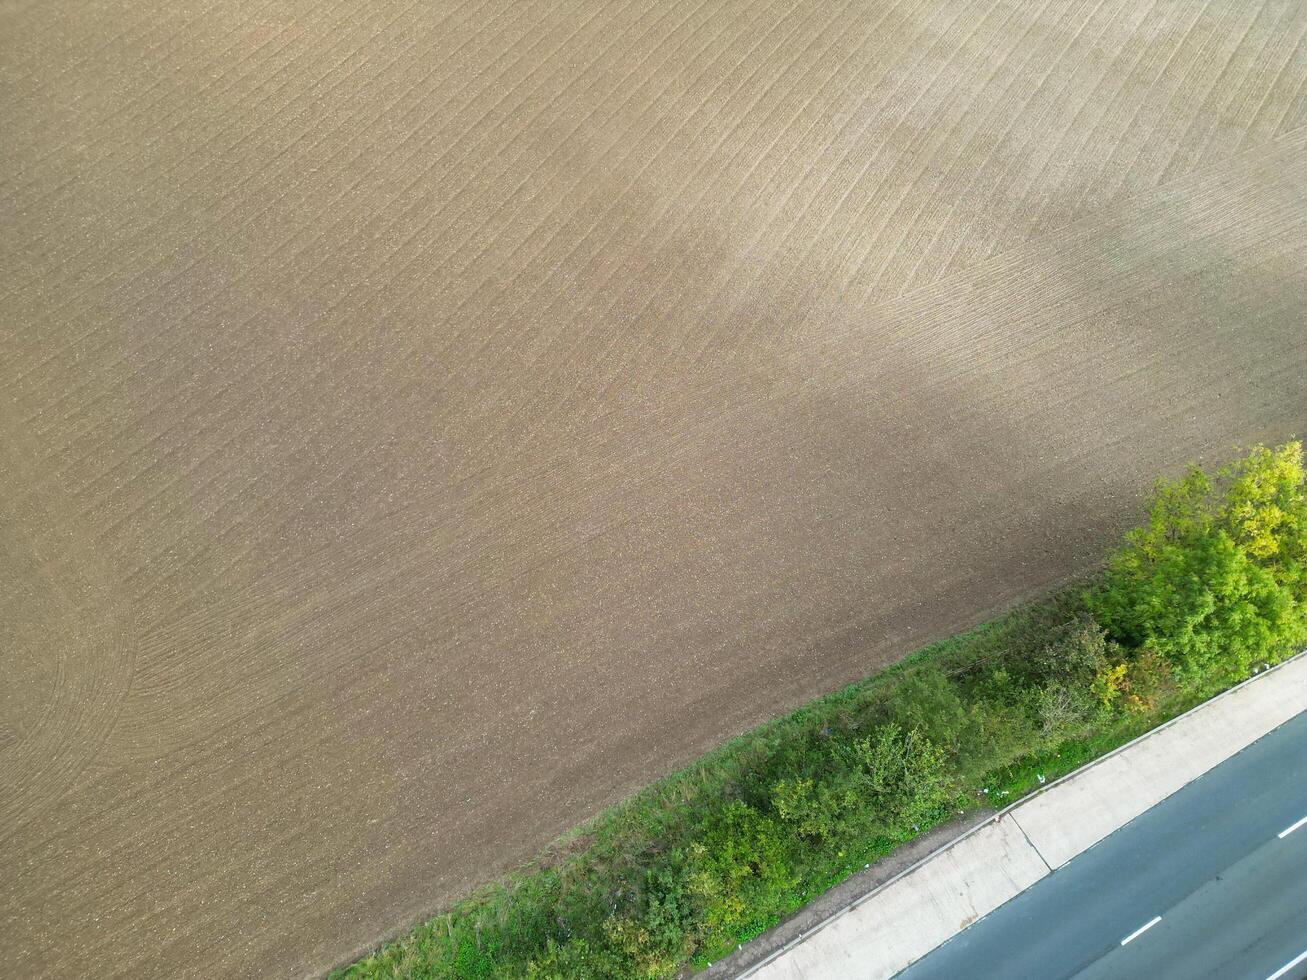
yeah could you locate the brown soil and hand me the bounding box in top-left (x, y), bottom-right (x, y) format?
top-left (2, 1), bottom-right (1305, 976)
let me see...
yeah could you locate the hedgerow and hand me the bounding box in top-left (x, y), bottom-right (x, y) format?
top-left (337, 442), bottom-right (1306, 979)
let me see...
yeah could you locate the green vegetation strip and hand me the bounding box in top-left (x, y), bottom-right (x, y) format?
top-left (337, 443), bottom-right (1307, 979)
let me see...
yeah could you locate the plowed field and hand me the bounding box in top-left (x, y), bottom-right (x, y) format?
top-left (2, 1), bottom-right (1305, 975)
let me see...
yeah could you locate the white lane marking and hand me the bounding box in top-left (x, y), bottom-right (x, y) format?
top-left (1266, 947), bottom-right (1307, 980)
top-left (1120, 916), bottom-right (1162, 946)
top-left (1277, 814), bottom-right (1307, 839)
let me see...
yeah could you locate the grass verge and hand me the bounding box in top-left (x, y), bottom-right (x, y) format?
top-left (336, 442), bottom-right (1306, 979)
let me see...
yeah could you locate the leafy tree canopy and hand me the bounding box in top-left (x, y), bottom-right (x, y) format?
top-left (1091, 442), bottom-right (1306, 687)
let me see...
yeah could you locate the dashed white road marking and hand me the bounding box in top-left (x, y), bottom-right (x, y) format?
top-left (1277, 814), bottom-right (1307, 839)
top-left (1266, 947), bottom-right (1307, 980)
top-left (1120, 916), bottom-right (1162, 946)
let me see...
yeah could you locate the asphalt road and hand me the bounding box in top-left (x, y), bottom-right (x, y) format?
top-left (897, 708), bottom-right (1307, 980)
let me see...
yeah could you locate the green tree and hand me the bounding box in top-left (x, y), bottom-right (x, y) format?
top-left (1090, 442), bottom-right (1307, 687)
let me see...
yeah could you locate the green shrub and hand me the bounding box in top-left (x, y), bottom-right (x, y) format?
top-left (1018, 613), bottom-right (1112, 687)
top-left (599, 866), bottom-right (693, 978)
top-left (771, 776), bottom-right (855, 844)
top-left (770, 725), bottom-right (948, 845)
top-left (685, 802), bottom-right (796, 946)
top-left (851, 724), bottom-right (950, 826)
top-left (1032, 682), bottom-right (1097, 740)
top-left (880, 666), bottom-right (982, 778)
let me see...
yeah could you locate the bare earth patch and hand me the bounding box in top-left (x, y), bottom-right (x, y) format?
top-left (2, 1), bottom-right (1305, 975)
